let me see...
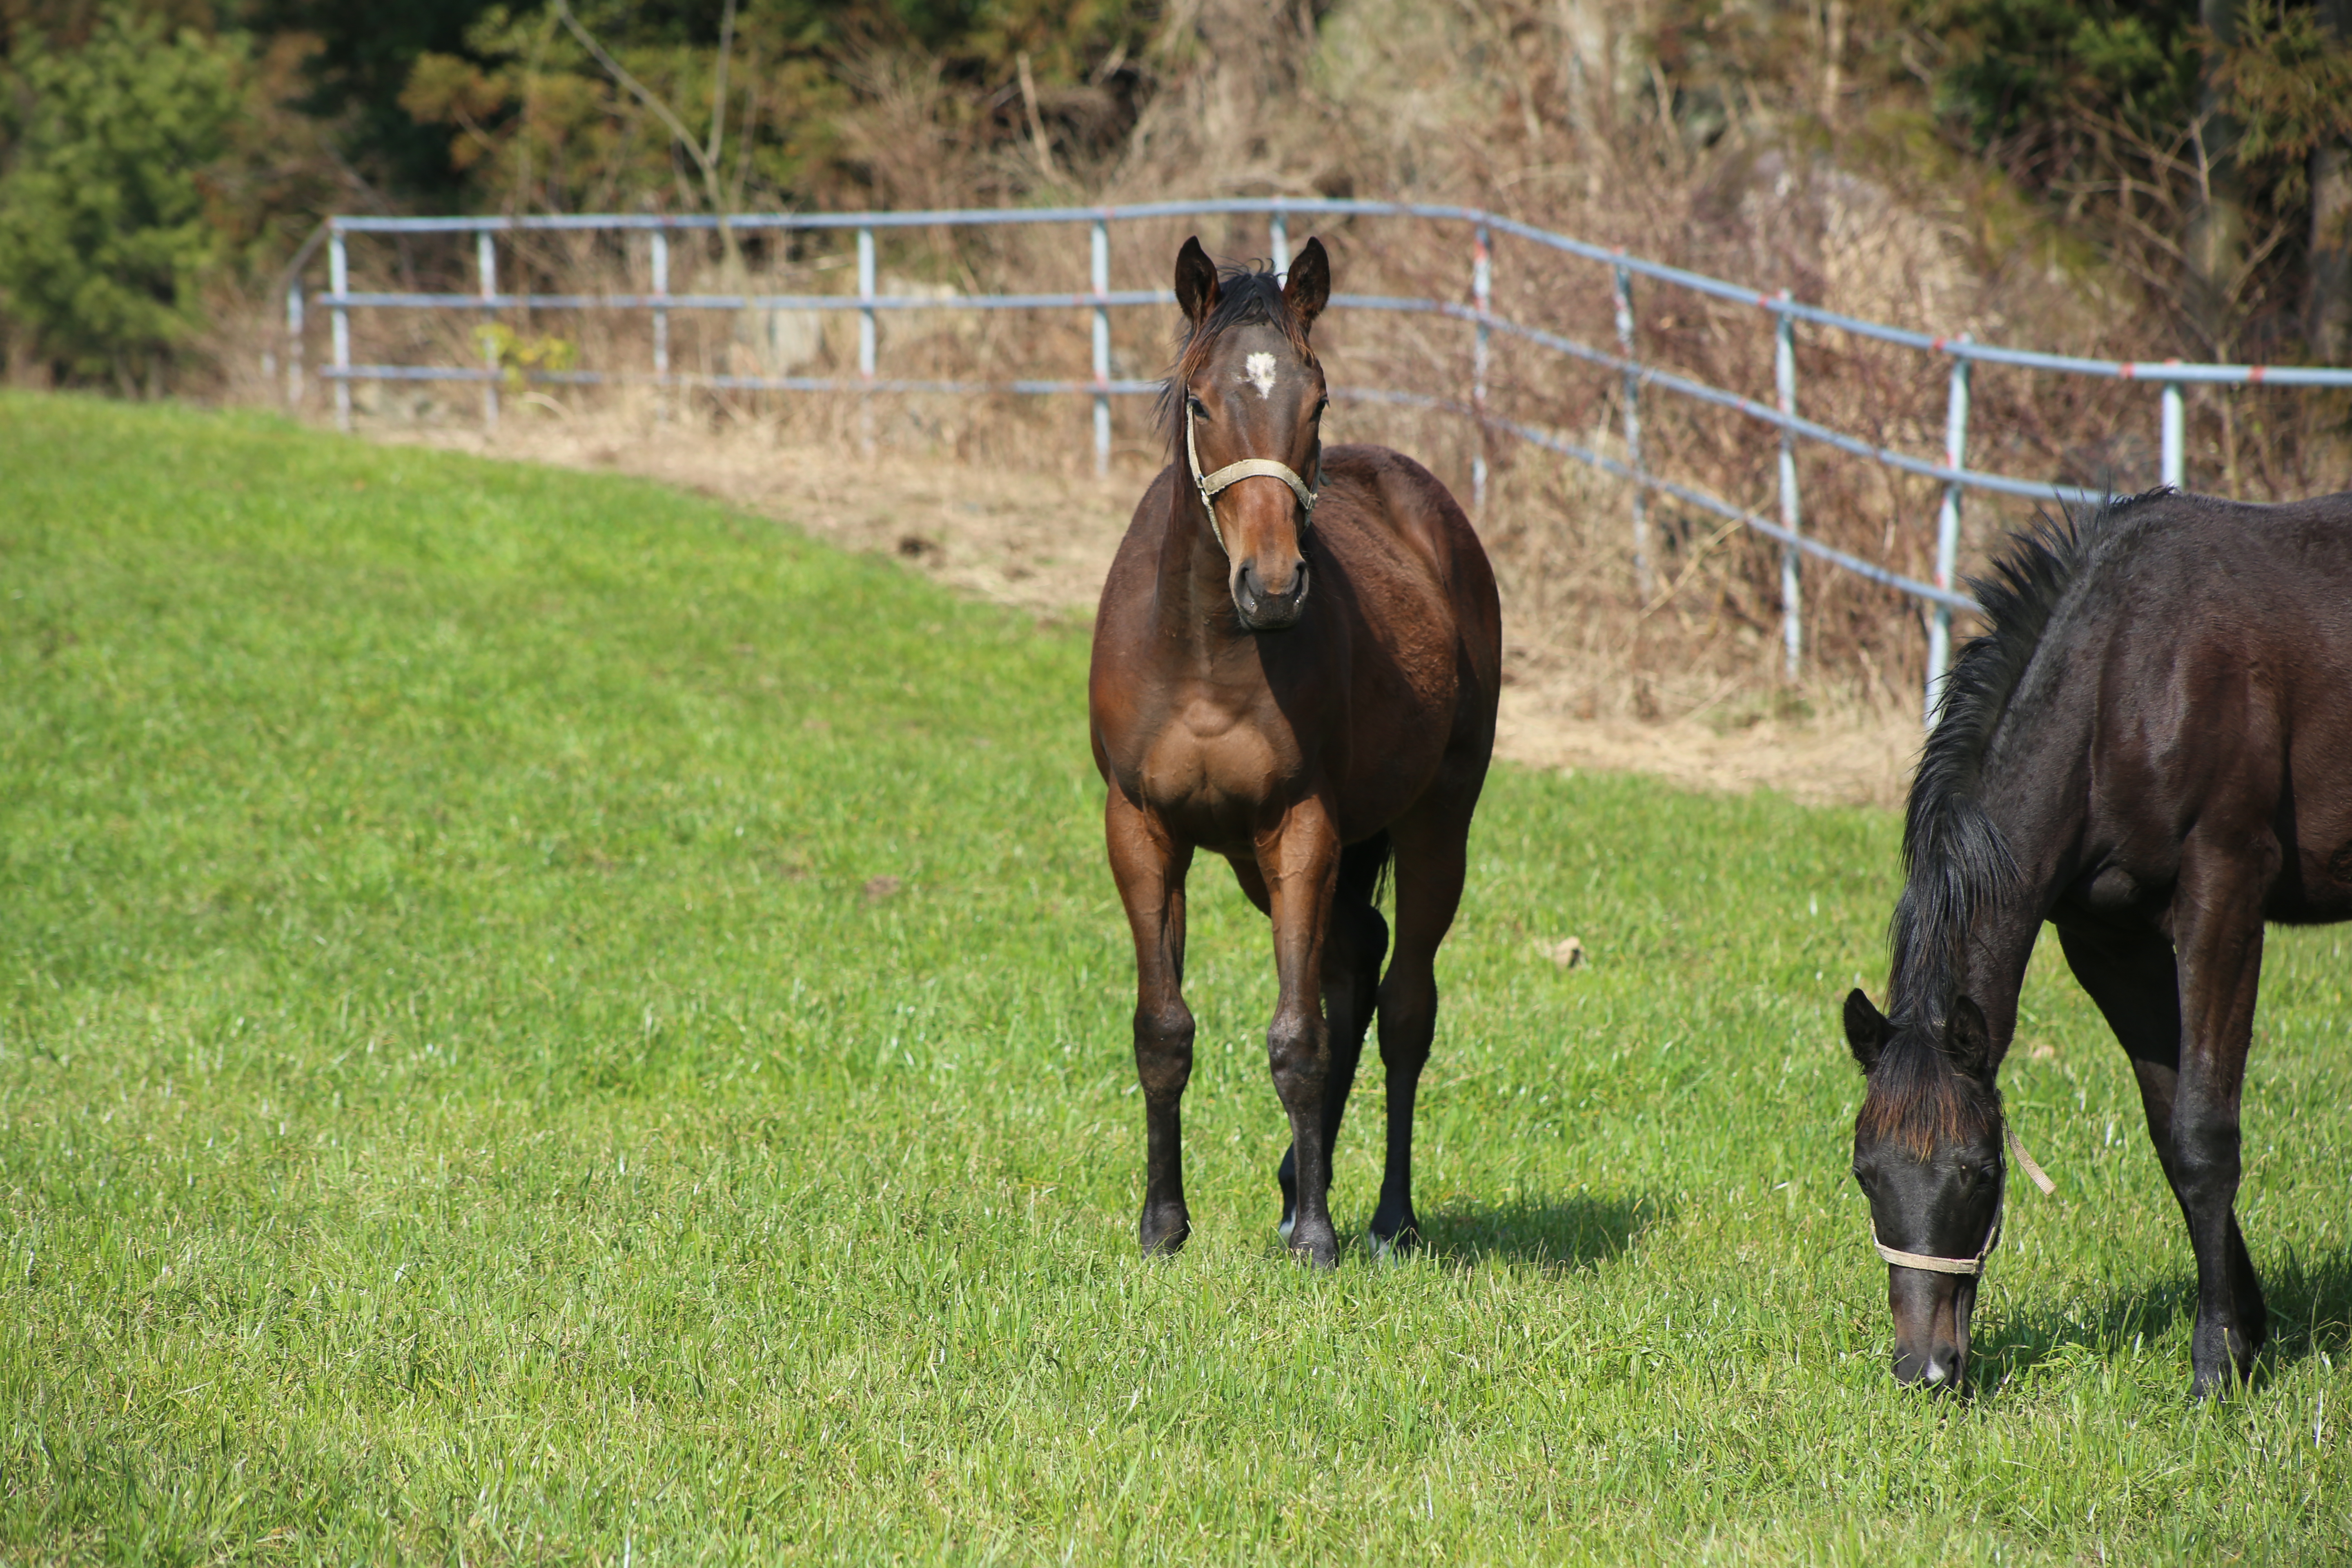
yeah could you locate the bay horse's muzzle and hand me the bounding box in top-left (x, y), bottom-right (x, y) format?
top-left (1233, 555), bottom-right (1309, 631)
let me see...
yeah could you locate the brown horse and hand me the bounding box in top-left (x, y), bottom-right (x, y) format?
top-left (1087, 237), bottom-right (1501, 1266)
top-left (1846, 489), bottom-right (2352, 1396)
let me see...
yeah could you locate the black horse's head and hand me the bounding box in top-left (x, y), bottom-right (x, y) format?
top-left (1845, 987), bottom-right (2008, 1390)
top-left (1167, 235), bottom-right (1331, 633)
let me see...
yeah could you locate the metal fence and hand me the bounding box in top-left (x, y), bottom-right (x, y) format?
top-left (294, 198), bottom-right (2352, 724)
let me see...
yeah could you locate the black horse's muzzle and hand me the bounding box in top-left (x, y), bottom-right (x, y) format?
top-left (1889, 1269), bottom-right (1976, 1391)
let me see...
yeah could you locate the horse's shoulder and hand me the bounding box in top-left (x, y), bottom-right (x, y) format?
top-left (1320, 445), bottom-right (1468, 537)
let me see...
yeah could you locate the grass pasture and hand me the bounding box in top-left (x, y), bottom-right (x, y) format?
top-left (2, 393), bottom-right (2349, 1563)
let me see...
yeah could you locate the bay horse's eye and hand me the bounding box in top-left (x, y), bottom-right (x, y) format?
top-left (1312, 395), bottom-right (1330, 417)
top-left (1187, 393), bottom-right (1209, 419)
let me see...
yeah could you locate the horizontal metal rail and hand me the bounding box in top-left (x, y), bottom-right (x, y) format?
top-left (325, 197), bottom-right (2352, 388)
top-left (325, 272), bottom-right (2109, 508)
top-left (1343, 388), bottom-right (1974, 611)
top-left (323, 289), bottom-right (1175, 312)
top-left (1335, 294), bottom-right (2109, 506)
top-left (327, 362), bottom-right (1162, 396)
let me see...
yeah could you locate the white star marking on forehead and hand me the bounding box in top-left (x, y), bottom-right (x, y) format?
top-left (1243, 352), bottom-right (1278, 399)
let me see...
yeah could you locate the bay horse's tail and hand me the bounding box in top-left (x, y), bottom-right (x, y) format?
top-left (1339, 829), bottom-right (1394, 910)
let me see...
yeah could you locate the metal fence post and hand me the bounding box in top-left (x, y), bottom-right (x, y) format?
top-left (284, 279), bottom-right (304, 411)
top-left (1270, 209), bottom-right (1289, 277)
top-left (1775, 292), bottom-right (1802, 682)
top-left (858, 226), bottom-right (877, 453)
top-left (1091, 218), bottom-right (1112, 477)
top-left (1924, 337), bottom-right (1972, 728)
top-left (2161, 363), bottom-right (2185, 489)
top-left (650, 227), bottom-right (670, 419)
top-left (1613, 257), bottom-right (1651, 599)
top-left (1472, 223), bottom-right (1491, 513)
top-left (329, 224), bottom-right (351, 433)
top-left (477, 229), bottom-right (500, 433)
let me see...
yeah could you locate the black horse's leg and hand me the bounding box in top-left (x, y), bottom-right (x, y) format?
top-left (1258, 798), bottom-right (1344, 1267)
top-left (1366, 808), bottom-right (1471, 1255)
top-left (2163, 838), bottom-right (2275, 1394)
top-left (1107, 786), bottom-right (1196, 1257)
top-left (1276, 839), bottom-right (1389, 1243)
top-left (2054, 920), bottom-right (2224, 1335)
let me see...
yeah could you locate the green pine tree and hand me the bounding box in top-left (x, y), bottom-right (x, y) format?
top-left (0, 7), bottom-right (243, 392)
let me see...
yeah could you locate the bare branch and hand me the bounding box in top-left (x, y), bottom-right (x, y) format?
top-left (706, 0), bottom-right (736, 171)
top-left (552, 0), bottom-right (739, 273)
top-left (554, 0), bottom-right (716, 189)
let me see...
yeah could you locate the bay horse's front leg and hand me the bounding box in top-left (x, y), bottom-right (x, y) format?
top-left (2169, 837), bottom-right (2276, 1395)
top-left (1259, 798), bottom-right (1344, 1267)
top-left (1107, 785), bottom-right (1196, 1256)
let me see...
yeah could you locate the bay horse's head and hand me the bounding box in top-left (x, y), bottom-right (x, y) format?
top-left (1844, 987), bottom-right (2008, 1391)
top-left (1168, 235), bottom-right (1331, 633)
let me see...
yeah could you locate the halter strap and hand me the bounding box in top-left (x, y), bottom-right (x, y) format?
top-left (1869, 1123), bottom-right (2055, 1277)
top-left (1873, 1205), bottom-right (2002, 1277)
top-left (1185, 401), bottom-right (1319, 558)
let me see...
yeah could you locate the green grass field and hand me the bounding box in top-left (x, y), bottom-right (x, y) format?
top-left (1, 394), bottom-right (2347, 1564)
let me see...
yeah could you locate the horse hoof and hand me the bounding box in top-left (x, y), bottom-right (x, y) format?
top-left (1278, 1212), bottom-right (1296, 1244)
top-left (1368, 1227), bottom-right (1419, 1265)
top-left (1139, 1207), bottom-right (1192, 1258)
top-left (2188, 1363), bottom-right (2254, 1401)
top-left (1285, 1221), bottom-right (1338, 1269)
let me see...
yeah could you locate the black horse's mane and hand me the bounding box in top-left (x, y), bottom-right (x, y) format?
top-left (1156, 262), bottom-right (1317, 450)
top-left (1866, 488), bottom-right (2171, 1142)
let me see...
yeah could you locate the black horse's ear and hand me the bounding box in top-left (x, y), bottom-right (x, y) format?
top-left (1283, 236), bottom-right (1330, 333)
top-left (1943, 995), bottom-right (1994, 1079)
top-left (1175, 237), bottom-right (1220, 327)
top-left (1844, 988), bottom-right (1889, 1075)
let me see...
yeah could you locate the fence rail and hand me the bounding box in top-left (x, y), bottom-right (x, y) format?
top-left (296, 197), bottom-right (2352, 724)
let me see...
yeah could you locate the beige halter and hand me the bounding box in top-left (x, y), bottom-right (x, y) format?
top-left (1870, 1122), bottom-right (2056, 1277)
top-left (1184, 400), bottom-right (1320, 558)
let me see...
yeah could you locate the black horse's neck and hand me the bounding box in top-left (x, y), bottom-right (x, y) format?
top-left (1886, 496), bottom-right (2162, 1051)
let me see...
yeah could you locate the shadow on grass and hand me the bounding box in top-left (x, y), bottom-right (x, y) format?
top-left (1973, 1243), bottom-right (2352, 1396)
top-left (1410, 1189), bottom-right (1674, 1274)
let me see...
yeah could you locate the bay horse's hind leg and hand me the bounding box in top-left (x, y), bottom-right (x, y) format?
top-left (1278, 833), bottom-right (1392, 1243)
top-left (1368, 806), bottom-right (1473, 1256)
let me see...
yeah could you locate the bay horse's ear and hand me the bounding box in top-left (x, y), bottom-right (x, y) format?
top-left (1942, 994), bottom-right (1994, 1079)
top-left (1175, 236), bottom-right (1220, 327)
top-left (1844, 988), bottom-right (1889, 1075)
top-left (1283, 236), bottom-right (1330, 333)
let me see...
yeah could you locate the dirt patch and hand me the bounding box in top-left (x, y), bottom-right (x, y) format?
top-left (375, 408), bottom-right (1919, 811)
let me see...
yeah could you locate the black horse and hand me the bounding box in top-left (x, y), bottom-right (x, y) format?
top-left (1846, 488), bottom-right (2352, 1396)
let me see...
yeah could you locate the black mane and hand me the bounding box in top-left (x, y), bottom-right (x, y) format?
top-left (1887, 488), bottom-right (2173, 1028)
top-left (1863, 489), bottom-right (2168, 1146)
top-left (1156, 261), bottom-right (1315, 448)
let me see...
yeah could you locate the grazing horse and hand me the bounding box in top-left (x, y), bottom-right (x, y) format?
top-left (1088, 236), bottom-right (1501, 1266)
top-left (1846, 488), bottom-right (2352, 1394)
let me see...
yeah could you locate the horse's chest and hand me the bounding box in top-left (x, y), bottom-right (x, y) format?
top-left (1123, 699), bottom-right (1302, 840)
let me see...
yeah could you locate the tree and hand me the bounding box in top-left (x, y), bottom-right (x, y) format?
top-left (0, 6), bottom-right (242, 391)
